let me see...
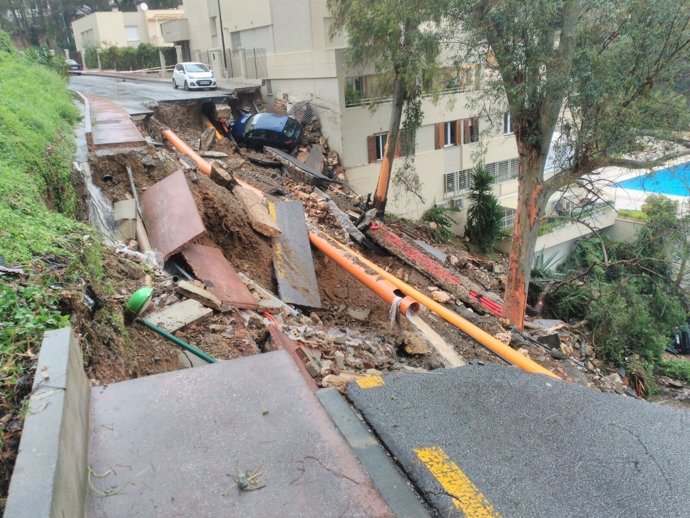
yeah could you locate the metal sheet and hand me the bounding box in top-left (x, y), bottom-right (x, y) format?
top-left (87, 350), bottom-right (393, 518)
top-left (141, 170), bottom-right (206, 261)
top-left (269, 200), bottom-right (322, 308)
top-left (181, 244), bottom-right (258, 309)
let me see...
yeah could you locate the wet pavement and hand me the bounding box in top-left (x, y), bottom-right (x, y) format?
top-left (86, 350), bottom-right (392, 518)
top-left (69, 75), bottom-right (236, 116)
top-left (348, 364), bottom-right (690, 518)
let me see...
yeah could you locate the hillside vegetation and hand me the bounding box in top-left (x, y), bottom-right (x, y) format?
top-left (0, 31), bottom-right (102, 507)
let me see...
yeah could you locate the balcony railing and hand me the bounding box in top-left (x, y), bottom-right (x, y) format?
top-left (345, 84), bottom-right (475, 108)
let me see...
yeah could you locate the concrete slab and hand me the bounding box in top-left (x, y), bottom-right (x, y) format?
top-left (348, 365), bottom-right (690, 518)
top-left (264, 146), bottom-right (330, 186)
top-left (181, 244), bottom-right (258, 309)
top-left (145, 299), bottom-right (213, 332)
top-left (86, 95), bottom-right (146, 150)
top-left (269, 200), bottom-right (321, 308)
top-left (86, 350), bottom-right (393, 518)
top-left (141, 170), bottom-right (206, 261)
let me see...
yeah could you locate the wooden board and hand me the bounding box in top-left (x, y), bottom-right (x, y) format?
top-left (268, 200), bottom-right (322, 308)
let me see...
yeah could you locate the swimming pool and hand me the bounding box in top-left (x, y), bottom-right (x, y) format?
top-left (616, 161), bottom-right (690, 196)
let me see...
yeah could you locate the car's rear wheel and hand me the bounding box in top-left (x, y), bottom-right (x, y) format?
top-left (172, 78), bottom-right (177, 89)
top-left (184, 81), bottom-right (189, 91)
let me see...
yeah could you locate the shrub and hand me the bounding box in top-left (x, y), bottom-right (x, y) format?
top-left (422, 206), bottom-right (457, 243)
top-left (88, 43), bottom-right (178, 71)
top-left (465, 164), bottom-right (502, 253)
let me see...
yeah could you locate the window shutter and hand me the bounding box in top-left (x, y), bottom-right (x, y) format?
top-left (454, 120), bottom-right (461, 146)
top-left (463, 119), bottom-right (470, 144)
top-left (472, 117), bottom-right (479, 142)
top-left (367, 135), bottom-right (376, 163)
top-left (435, 123), bottom-right (444, 149)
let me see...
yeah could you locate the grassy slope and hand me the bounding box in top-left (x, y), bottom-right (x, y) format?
top-left (0, 35), bottom-right (100, 507)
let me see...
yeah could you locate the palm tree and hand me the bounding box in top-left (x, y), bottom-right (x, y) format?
top-left (465, 164), bottom-right (502, 253)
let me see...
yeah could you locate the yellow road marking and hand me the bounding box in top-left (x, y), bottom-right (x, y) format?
top-left (355, 374), bottom-right (385, 389)
top-left (414, 446), bottom-right (501, 518)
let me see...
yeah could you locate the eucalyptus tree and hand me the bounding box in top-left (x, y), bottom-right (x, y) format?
top-left (447, 0), bottom-right (690, 328)
top-left (328, 0), bottom-right (444, 214)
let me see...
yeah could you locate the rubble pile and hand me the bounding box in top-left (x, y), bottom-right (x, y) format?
top-left (79, 99), bottom-right (688, 405)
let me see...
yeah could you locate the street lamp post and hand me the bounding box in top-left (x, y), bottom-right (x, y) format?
top-left (216, 0), bottom-right (228, 78)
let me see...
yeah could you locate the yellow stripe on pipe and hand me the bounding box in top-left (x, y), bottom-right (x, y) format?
top-left (414, 447), bottom-right (501, 518)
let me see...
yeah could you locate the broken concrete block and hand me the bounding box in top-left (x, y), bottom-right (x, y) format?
top-left (402, 331), bottom-right (431, 356)
top-left (113, 199), bottom-right (137, 241)
top-left (347, 307), bottom-right (371, 321)
top-left (145, 299), bottom-right (213, 333)
top-left (178, 350), bottom-right (208, 369)
top-left (233, 186), bottom-right (281, 238)
top-left (175, 280), bottom-right (223, 311)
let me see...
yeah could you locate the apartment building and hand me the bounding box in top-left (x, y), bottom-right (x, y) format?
top-left (72, 6), bottom-right (185, 54)
top-left (167, 0), bottom-right (520, 222)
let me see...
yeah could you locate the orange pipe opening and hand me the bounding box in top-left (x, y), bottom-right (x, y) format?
top-left (308, 231), bottom-right (419, 317)
top-left (319, 233), bottom-right (560, 379)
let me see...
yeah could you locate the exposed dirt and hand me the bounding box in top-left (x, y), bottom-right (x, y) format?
top-left (77, 99), bottom-right (690, 404)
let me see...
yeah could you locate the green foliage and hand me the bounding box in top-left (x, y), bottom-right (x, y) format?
top-left (544, 199), bottom-right (689, 370)
top-left (0, 33), bottom-right (101, 458)
top-left (465, 164), bottom-right (502, 253)
top-left (22, 46), bottom-right (67, 76)
top-left (658, 359), bottom-right (690, 383)
top-left (617, 208), bottom-right (648, 222)
top-left (92, 43), bottom-right (177, 71)
top-left (422, 206), bottom-right (457, 243)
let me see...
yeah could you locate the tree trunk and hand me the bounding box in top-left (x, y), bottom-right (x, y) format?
top-left (372, 70), bottom-right (405, 216)
top-left (502, 150), bottom-right (549, 329)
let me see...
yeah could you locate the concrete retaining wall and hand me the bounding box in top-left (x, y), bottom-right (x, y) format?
top-left (4, 327), bottom-right (89, 518)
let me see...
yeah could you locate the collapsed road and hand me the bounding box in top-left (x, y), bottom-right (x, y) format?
top-left (5, 75), bottom-right (690, 518)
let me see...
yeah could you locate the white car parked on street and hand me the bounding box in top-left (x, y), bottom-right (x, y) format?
top-left (172, 62), bottom-right (217, 91)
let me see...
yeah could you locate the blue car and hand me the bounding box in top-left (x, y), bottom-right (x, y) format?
top-left (231, 113), bottom-right (302, 153)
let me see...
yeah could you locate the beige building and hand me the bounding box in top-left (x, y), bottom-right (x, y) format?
top-left (72, 7), bottom-right (185, 53)
top-left (169, 0), bottom-right (521, 223)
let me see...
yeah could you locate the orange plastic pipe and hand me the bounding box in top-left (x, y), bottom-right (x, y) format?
top-left (162, 129), bottom-right (212, 176)
top-left (321, 233), bottom-right (560, 379)
top-left (308, 232), bottom-right (420, 316)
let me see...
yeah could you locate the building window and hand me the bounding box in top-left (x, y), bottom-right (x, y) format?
top-left (500, 207), bottom-right (516, 230)
top-left (125, 26), bottom-right (140, 42)
top-left (367, 133), bottom-right (388, 162)
top-left (444, 121), bottom-right (457, 147)
top-left (345, 76), bottom-right (365, 106)
top-left (462, 116), bottom-right (479, 144)
top-left (444, 168), bottom-right (472, 197)
top-left (486, 158), bottom-right (519, 183)
top-left (435, 121), bottom-right (460, 149)
top-left (503, 112), bottom-right (512, 134)
top-left (231, 31), bottom-right (242, 48)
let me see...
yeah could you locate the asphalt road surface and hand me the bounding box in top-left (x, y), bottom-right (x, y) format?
top-left (69, 74), bottom-right (233, 116)
top-left (348, 365), bottom-right (690, 518)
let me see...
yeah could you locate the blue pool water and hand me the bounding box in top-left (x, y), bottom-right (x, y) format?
top-left (616, 162), bottom-right (690, 196)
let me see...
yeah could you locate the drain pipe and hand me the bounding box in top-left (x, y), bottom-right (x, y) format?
top-left (321, 233), bottom-right (560, 379)
top-left (162, 129), bottom-right (212, 175)
top-left (162, 128), bottom-right (266, 199)
top-left (308, 231), bottom-right (420, 318)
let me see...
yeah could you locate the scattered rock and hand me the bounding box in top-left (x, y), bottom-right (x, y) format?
top-left (347, 307), bottom-right (371, 321)
top-left (321, 372), bottom-right (361, 393)
top-left (517, 347), bottom-right (530, 358)
top-left (320, 359), bottom-right (335, 376)
top-left (604, 372), bottom-right (623, 385)
top-left (333, 286), bottom-right (348, 299)
top-left (402, 331), bottom-right (431, 355)
top-left (430, 290), bottom-right (452, 304)
top-left (334, 350), bottom-right (345, 369)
